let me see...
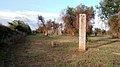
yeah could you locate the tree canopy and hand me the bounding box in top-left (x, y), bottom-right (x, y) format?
top-left (62, 4), bottom-right (95, 35)
top-left (37, 15), bottom-right (63, 35)
top-left (8, 20), bottom-right (32, 35)
top-left (108, 13), bottom-right (120, 37)
top-left (98, 0), bottom-right (120, 38)
top-left (98, 0), bottom-right (120, 19)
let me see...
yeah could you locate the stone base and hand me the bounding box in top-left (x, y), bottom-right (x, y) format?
top-left (79, 45), bottom-right (86, 52)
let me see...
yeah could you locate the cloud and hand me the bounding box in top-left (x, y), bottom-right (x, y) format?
top-left (0, 10), bottom-right (59, 30)
top-left (0, 10), bottom-right (108, 30)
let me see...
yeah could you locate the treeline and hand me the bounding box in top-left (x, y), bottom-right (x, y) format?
top-left (37, 16), bottom-right (63, 36)
top-left (36, 4), bottom-right (110, 37)
top-left (36, 4), bottom-right (95, 36)
top-left (0, 20), bottom-right (32, 66)
top-left (98, 0), bottom-right (120, 38)
top-left (36, 1), bottom-right (120, 38)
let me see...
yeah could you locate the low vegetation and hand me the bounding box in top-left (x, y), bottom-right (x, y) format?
top-left (10, 34), bottom-right (120, 67)
top-left (0, 20), bottom-right (32, 66)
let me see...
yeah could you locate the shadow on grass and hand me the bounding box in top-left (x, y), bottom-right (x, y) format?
top-left (87, 39), bottom-right (120, 50)
top-left (94, 37), bottom-right (119, 42)
top-left (89, 35), bottom-right (105, 37)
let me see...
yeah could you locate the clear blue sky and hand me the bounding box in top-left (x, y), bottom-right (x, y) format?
top-left (0, 0), bottom-right (100, 13)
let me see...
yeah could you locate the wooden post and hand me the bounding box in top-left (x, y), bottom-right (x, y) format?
top-left (79, 14), bottom-right (86, 51)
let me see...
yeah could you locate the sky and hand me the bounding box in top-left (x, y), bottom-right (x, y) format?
top-left (0, 0), bottom-right (106, 30)
top-left (0, 0), bottom-right (100, 13)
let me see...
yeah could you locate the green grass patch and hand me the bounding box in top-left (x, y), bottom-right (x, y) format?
top-left (11, 34), bottom-right (120, 67)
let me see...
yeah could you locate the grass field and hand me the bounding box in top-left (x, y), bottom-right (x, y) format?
top-left (12, 34), bottom-right (120, 67)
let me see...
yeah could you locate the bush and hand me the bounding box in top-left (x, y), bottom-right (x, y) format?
top-left (8, 20), bottom-right (32, 35)
top-left (0, 24), bottom-right (26, 66)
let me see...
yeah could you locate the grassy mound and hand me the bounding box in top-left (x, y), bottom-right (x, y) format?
top-left (0, 24), bottom-right (26, 66)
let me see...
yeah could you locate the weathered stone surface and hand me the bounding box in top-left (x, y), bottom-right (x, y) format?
top-left (79, 14), bottom-right (86, 51)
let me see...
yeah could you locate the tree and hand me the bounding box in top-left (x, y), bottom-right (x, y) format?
top-left (98, 0), bottom-right (120, 38)
top-left (108, 13), bottom-right (120, 38)
top-left (101, 29), bottom-right (106, 35)
top-left (62, 4), bottom-right (95, 35)
top-left (8, 20), bottom-right (32, 35)
top-left (62, 7), bottom-right (76, 35)
top-left (87, 25), bottom-right (93, 36)
top-left (37, 15), bottom-right (48, 35)
top-left (37, 15), bottom-right (62, 36)
top-left (94, 28), bottom-right (102, 36)
top-left (38, 15), bottom-right (46, 27)
top-left (98, 0), bottom-right (120, 19)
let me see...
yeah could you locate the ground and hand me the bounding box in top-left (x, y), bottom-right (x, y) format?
top-left (12, 34), bottom-right (120, 67)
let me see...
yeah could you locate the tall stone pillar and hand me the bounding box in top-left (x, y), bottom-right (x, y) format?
top-left (79, 14), bottom-right (86, 51)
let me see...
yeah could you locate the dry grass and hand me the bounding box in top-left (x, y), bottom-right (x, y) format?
top-left (12, 34), bottom-right (120, 67)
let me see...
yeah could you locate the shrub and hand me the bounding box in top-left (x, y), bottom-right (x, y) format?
top-left (8, 20), bottom-right (32, 35)
top-left (0, 24), bottom-right (26, 66)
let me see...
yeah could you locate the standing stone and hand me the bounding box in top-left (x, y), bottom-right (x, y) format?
top-left (79, 14), bottom-right (86, 51)
top-left (58, 26), bottom-right (62, 35)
